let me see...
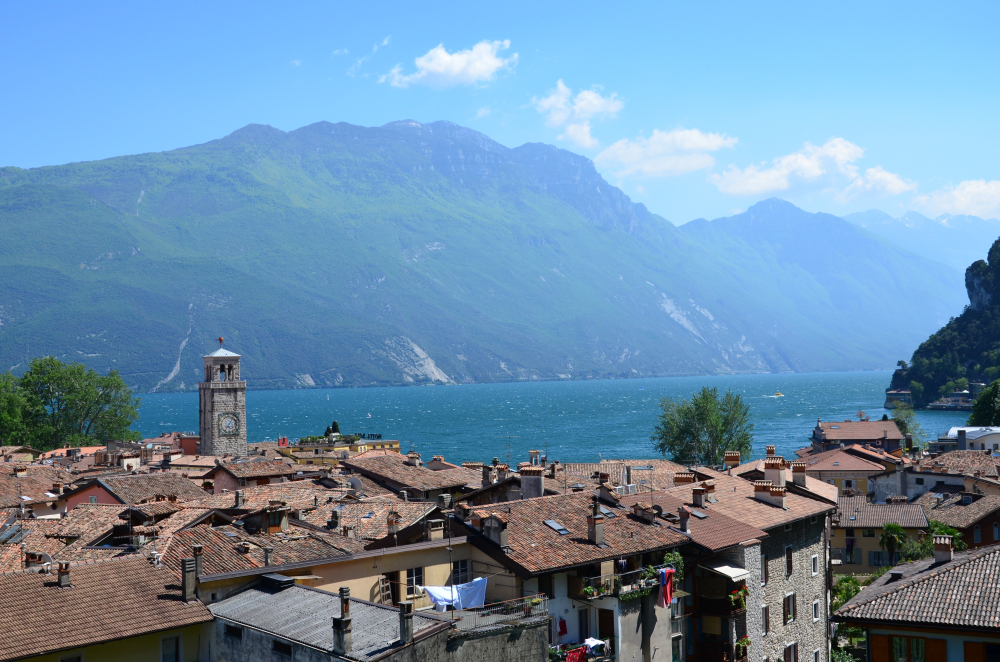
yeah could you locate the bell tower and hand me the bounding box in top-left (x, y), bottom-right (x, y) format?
top-left (198, 337), bottom-right (247, 457)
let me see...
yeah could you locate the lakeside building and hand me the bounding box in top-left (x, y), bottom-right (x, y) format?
top-left (806, 419), bottom-right (905, 454)
top-left (911, 489), bottom-right (1000, 549)
top-left (929, 426), bottom-right (1000, 454)
top-left (829, 496), bottom-right (927, 572)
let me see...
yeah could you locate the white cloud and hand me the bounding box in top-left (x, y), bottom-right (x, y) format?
top-left (595, 128), bottom-right (736, 177)
top-left (380, 39), bottom-right (517, 88)
top-left (708, 138), bottom-right (912, 200)
top-left (373, 36), bottom-right (391, 53)
top-left (532, 80), bottom-right (623, 148)
top-left (290, 59), bottom-right (302, 67)
top-left (915, 180), bottom-right (1000, 218)
top-left (333, 48), bottom-right (349, 56)
top-left (476, 106), bottom-right (491, 118)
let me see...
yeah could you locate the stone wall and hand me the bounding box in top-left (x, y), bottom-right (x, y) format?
top-left (445, 620), bottom-right (550, 662)
top-left (758, 517), bottom-right (829, 662)
top-left (198, 382), bottom-right (247, 457)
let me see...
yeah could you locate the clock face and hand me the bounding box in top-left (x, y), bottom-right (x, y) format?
top-left (218, 413), bottom-right (240, 436)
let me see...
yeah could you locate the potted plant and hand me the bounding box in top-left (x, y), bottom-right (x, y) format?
top-left (583, 586), bottom-right (595, 598)
top-left (735, 635), bottom-right (752, 659)
top-left (728, 583), bottom-right (748, 610)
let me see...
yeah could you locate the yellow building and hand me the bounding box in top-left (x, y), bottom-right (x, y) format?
top-left (830, 496), bottom-right (928, 574)
top-left (3, 556), bottom-right (213, 662)
top-left (800, 447), bottom-right (889, 496)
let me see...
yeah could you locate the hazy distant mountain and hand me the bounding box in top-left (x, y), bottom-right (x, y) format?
top-left (0, 121), bottom-right (966, 391)
top-left (844, 209), bottom-right (1000, 271)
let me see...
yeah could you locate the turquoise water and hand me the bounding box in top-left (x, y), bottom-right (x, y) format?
top-left (134, 372), bottom-right (968, 463)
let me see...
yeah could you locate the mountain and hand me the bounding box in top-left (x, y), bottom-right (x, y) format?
top-left (890, 237), bottom-right (1000, 406)
top-left (0, 120), bottom-right (966, 391)
top-left (844, 209), bottom-right (1000, 272)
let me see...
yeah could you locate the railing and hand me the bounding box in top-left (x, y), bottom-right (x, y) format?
top-left (451, 594), bottom-right (549, 631)
top-left (831, 548), bottom-right (862, 565)
top-left (578, 564), bottom-right (668, 599)
top-left (698, 595), bottom-right (747, 617)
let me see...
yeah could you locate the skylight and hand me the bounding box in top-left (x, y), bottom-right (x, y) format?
top-left (544, 519), bottom-right (570, 535)
top-left (691, 509), bottom-right (708, 519)
top-left (599, 506), bottom-right (616, 518)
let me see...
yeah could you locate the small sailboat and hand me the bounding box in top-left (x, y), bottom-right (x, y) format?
top-left (774, 390), bottom-right (784, 397)
top-left (366, 413), bottom-right (372, 418)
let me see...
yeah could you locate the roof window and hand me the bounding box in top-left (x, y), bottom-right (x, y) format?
top-left (544, 519), bottom-right (570, 535)
top-left (599, 506), bottom-right (617, 519)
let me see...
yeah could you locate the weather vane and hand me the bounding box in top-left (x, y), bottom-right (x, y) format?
top-left (218, 336), bottom-right (224, 347)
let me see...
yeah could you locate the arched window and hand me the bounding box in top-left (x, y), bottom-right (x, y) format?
top-left (974, 525), bottom-right (982, 544)
top-left (993, 522), bottom-right (999, 541)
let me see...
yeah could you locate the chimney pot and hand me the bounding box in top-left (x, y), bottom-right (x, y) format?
top-left (678, 506), bottom-right (691, 533)
top-left (264, 547), bottom-right (274, 566)
top-left (399, 600), bottom-right (414, 645)
top-left (765, 445), bottom-right (776, 456)
top-left (934, 535), bottom-right (953, 564)
top-left (692, 486), bottom-right (706, 508)
top-left (57, 562), bottom-right (71, 588)
top-left (181, 558), bottom-right (196, 602)
top-left (192, 544), bottom-right (204, 578)
top-left (587, 497), bottom-right (605, 545)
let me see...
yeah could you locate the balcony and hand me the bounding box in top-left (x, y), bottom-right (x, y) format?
top-left (451, 594), bottom-right (549, 632)
top-left (831, 547), bottom-right (862, 565)
top-left (571, 564), bottom-right (670, 600)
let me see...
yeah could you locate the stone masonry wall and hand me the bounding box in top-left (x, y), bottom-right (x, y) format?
top-left (758, 516), bottom-right (829, 662)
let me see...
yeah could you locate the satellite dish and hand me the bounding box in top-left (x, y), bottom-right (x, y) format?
top-left (348, 477), bottom-right (362, 492)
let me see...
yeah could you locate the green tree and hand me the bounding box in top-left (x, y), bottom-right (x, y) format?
top-left (0, 373), bottom-right (32, 446)
top-left (331, 420), bottom-right (340, 434)
top-left (651, 386), bottom-right (754, 466)
top-left (878, 523), bottom-right (907, 564)
top-left (18, 357), bottom-right (141, 450)
top-left (928, 520), bottom-right (967, 551)
top-left (890, 403), bottom-right (926, 447)
top-left (969, 380), bottom-right (1000, 426)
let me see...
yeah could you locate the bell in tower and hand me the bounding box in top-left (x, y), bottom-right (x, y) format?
top-left (198, 337), bottom-right (248, 457)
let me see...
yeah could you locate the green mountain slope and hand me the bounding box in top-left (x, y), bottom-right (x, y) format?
top-left (889, 237), bottom-right (1000, 405)
top-left (0, 120), bottom-right (967, 391)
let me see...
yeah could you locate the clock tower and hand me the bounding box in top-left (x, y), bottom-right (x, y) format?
top-left (198, 340), bottom-right (248, 457)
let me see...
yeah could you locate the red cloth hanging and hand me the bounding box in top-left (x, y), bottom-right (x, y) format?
top-left (558, 617), bottom-right (568, 635)
top-left (657, 567), bottom-right (676, 608)
top-left (567, 647), bottom-right (587, 662)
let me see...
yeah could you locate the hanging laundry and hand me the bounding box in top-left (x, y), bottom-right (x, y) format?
top-left (558, 617), bottom-right (568, 636)
top-left (418, 577), bottom-right (488, 612)
top-left (656, 567), bottom-right (675, 608)
top-left (566, 647), bottom-right (587, 662)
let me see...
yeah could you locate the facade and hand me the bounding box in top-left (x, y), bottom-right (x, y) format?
top-left (808, 419), bottom-right (905, 454)
top-left (833, 536), bottom-right (1000, 661)
top-left (199, 346), bottom-right (248, 457)
top-left (912, 489), bottom-right (1000, 549)
top-left (830, 496), bottom-right (928, 572)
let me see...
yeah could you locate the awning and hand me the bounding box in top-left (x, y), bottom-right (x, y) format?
top-left (702, 561), bottom-right (750, 581)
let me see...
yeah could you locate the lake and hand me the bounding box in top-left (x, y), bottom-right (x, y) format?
top-left (134, 371), bottom-right (967, 464)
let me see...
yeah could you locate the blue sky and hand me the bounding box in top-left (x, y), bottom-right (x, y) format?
top-left (2, 1), bottom-right (999, 223)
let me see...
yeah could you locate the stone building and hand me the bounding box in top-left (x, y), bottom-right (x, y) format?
top-left (199, 345), bottom-right (248, 457)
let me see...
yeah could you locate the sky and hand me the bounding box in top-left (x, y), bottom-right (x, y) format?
top-left (2, 1), bottom-right (999, 223)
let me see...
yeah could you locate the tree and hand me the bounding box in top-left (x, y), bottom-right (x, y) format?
top-left (17, 357), bottom-right (141, 450)
top-left (331, 420), bottom-right (340, 434)
top-left (0, 373), bottom-right (31, 446)
top-left (878, 523), bottom-right (907, 564)
top-left (651, 386), bottom-right (754, 466)
top-left (928, 520), bottom-right (967, 551)
top-left (969, 380), bottom-right (1000, 426)
top-left (890, 403), bottom-right (926, 447)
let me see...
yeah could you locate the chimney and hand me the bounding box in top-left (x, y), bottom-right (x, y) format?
top-left (528, 450), bottom-right (541, 466)
top-left (587, 497), bottom-right (605, 546)
top-left (52, 482), bottom-right (63, 495)
top-left (495, 463), bottom-right (509, 482)
top-left (631, 502), bottom-right (656, 524)
top-left (181, 558), bottom-right (196, 602)
top-left (405, 452), bottom-right (422, 467)
top-left (753, 480), bottom-right (773, 504)
top-left (934, 535), bottom-right (953, 564)
top-left (333, 587), bottom-right (353, 655)
top-left (327, 510), bottom-right (341, 530)
top-left (388, 511), bottom-right (402, 537)
top-left (624, 464), bottom-right (633, 486)
top-left (192, 544), bottom-right (204, 578)
top-left (483, 516), bottom-right (508, 548)
top-left (264, 547), bottom-right (274, 566)
top-left (437, 493), bottom-right (452, 508)
top-left (13, 465), bottom-right (26, 478)
top-left (692, 486), bottom-right (707, 508)
top-left (482, 465), bottom-right (495, 488)
top-left (399, 600), bottom-right (414, 645)
top-left (57, 562), bottom-right (72, 588)
top-left (342, 524), bottom-right (355, 538)
top-left (790, 460), bottom-right (807, 486)
top-left (764, 456), bottom-right (786, 487)
top-left (958, 429), bottom-right (967, 451)
top-left (723, 451), bottom-right (741, 471)
top-left (678, 506), bottom-right (691, 533)
top-left (674, 472), bottom-right (695, 485)
top-left (702, 480), bottom-right (717, 502)
top-left (766, 445), bottom-right (775, 457)
top-left (234, 490), bottom-right (245, 508)
top-left (520, 466), bottom-right (545, 499)
top-left (598, 482), bottom-right (621, 505)
top-left (424, 518), bottom-right (445, 541)
top-left (769, 485), bottom-right (787, 509)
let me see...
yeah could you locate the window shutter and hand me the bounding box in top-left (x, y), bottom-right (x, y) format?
top-left (763, 605), bottom-right (769, 634)
top-left (786, 547), bottom-right (793, 575)
top-left (783, 596), bottom-right (788, 623)
top-left (869, 551), bottom-right (877, 567)
top-left (870, 635), bottom-right (890, 662)
top-left (762, 554), bottom-right (769, 584)
top-left (794, 642), bottom-right (799, 662)
top-left (791, 594), bottom-right (797, 621)
top-left (964, 641), bottom-right (985, 662)
top-left (925, 639), bottom-right (946, 660)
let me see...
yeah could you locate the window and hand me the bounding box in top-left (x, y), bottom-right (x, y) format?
top-left (813, 650), bottom-right (820, 662)
top-left (975, 526), bottom-right (982, 543)
top-left (161, 636), bottom-right (180, 662)
top-left (225, 624), bottom-right (243, 640)
top-left (784, 523), bottom-right (792, 531)
top-left (811, 555), bottom-right (819, 576)
top-left (844, 479), bottom-right (854, 489)
top-left (812, 600), bottom-right (820, 622)
top-left (869, 550), bottom-right (899, 567)
top-left (762, 604), bottom-right (769, 635)
top-left (60, 657), bottom-right (82, 662)
top-left (406, 567), bottom-right (424, 596)
top-left (784, 642), bottom-right (798, 662)
top-left (994, 522), bottom-right (999, 541)
top-left (862, 529), bottom-right (875, 537)
top-left (452, 559), bottom-right (470, 584)
top-left (89, 496), bottom-right (97, 504)
top-left (783, 593), bottom-right (796, 624)
top-left (845, 528), bottom-right (855, 537)
top-left (810, 516), bottom-right (818, 524)
top-left (916, 478), bottom-right (925, 485)
top-left (272, 640), bottom-right (292, 656)
top-left (761, 553), bottom-right (769, 585)
top-left (785, 546), bottom-right (793, 576)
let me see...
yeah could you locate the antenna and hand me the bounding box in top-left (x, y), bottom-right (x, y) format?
top-left (217, 336), bottom-right (224, 347)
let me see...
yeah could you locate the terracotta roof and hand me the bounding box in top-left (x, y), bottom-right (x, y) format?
top-left (618, 490), bottom-right (767, 551)
top-left (561, 459), bottom-right (685, 489)
top-left (663, 468), bottom-right (835, 530)
top-left (350, 449), bottom-right (400, 459)
top-left (297, 502), bottom-right (438, 540)
top-left (815, 420), bottom-right (904, 442)
top-left (205, 459), bottom-right (303, 480)
top-left (834, 545), bottom-right (1000, 630)
top-left (0, 556), bottom-right (212, 659)
top-left (799, 448), bottom-right (886, 473)
top-left (467, 492), bottom-right (687, 574)
top-left (94, 473), bottom-right (209, 504)
top-left (41, 445), bottom-right (106, 459)
top-left (731, 460), bottom-right (839, 502)
top-left (342, 455), bottom-right (471, 492)
top-left (916, 451), bottom-right (999, 478)
top-left (835, 496), bottom-right (928, 529)
top-left (184, 482), bottom-right (354, 511)
top-left (912, 491), bottom-right (1000, 530)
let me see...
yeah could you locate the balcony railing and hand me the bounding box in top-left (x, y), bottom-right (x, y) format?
top-left (574, 564), bottom-right (669, 599)
top-left (451, 594), bottom-right (549, 631)
top-left (831, 547), bottom-right (862, 565)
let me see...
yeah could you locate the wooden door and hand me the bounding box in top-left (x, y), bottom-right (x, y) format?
top-left (598, 608), bottom-right (615, 640)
